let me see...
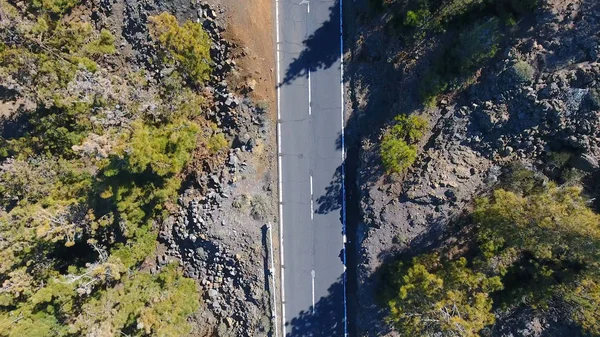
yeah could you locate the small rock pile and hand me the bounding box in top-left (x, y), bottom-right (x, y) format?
top-left (197, 1), bottom-right (244, 131)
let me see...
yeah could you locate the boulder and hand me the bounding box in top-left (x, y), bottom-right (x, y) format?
top-left (569, 153), bottom-right (599, 172)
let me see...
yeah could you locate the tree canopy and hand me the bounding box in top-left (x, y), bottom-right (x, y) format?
top-left (385, 182), bottom-right (600, 336)
top-left (0, 5), bottom-right (211, 336)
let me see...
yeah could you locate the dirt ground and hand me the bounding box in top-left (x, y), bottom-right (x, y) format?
top-left (216, 0), bottom-right (276, 110)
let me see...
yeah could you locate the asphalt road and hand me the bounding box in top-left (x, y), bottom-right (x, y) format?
top-left (276, 0), bottom-right (346, 336)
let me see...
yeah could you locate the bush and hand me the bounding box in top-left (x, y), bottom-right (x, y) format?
top-left (419, 18), bottom-right (501, 105)
top-left (510, 60), bottom-right (535, 83)
top-left (120, 120), bottom-right (199, 177)
top-left (0, 8), bottom-right (205, 337)
top-left (149, 13), bottom-right (212, 84)
top-left (83, 29), bottom-right (117, 56)
top-left (207, 133), bottom-right (229, 154)
top-left (380, 115), bottom-right (428, 173)
top-left (450, 18), bottom-right (501, 75)
top-left (31, 0), bottom-right (80, 14)
top-left (420, 71), bottom-right (448, 107)
top-left (498, 163), bottom-right (546, 196)
top-left (73, 264), bottom-right (199, 336)
top-left (404, 8), bottom-right (432, 28)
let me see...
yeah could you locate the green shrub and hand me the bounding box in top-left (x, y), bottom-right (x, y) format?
top-left (208, 133), bottom-right (229, 154)
top-left (149, 12), bottom-right (212, 84)
top-left (0, 9), bottom-right (204, 337)
top-left (420, 71), bottom-right (448, 107)
top-left (404, 9), bottom-right (431, 27)
top-left (83, 29), bottom-right (117, 56)
top-left (380, 115), bottom-right (428, 173)
top-left (121, 120), bottom-right (199, 177)
top-left (548, 151), bottom-right (573, 168)
top-left (510, 60), bottom-right (535, 83)
top-left (418, 18), bottom-right (501, 105)
top-left (475, 185), bottom-right (600, 264)
top-left (384, 182), bottom-right (600, 336)
top-left (72, 264), bottom-right (199, 336)
top-left (498, 163), bottom-right (545, 196)
top-left (30, 0), bottom-right (80, 14)
top-left (450, 18), bottom-right (501, 75)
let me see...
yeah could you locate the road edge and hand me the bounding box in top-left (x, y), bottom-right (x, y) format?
top-left (273, 0), bottom-right (286, 335)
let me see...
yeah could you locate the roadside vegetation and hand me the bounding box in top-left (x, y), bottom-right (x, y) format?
top-left (366, 0), bottom-right (600, 336)
top-left (381, 164), bottom-right (600, 336)
top-left (376, 0), bottom-right (540, 172)
top-left (380, 114), bottom-right (428, 173)
top-left (0, 4), bottom-right (215, 335)
top-left (370, 0), bottom-right (537, 106)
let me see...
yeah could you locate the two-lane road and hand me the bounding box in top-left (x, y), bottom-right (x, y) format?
top-left (276, 0), bottom-right (346, 336)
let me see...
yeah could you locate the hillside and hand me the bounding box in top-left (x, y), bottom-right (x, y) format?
top-left (344, 0), bottom-right (600, 336)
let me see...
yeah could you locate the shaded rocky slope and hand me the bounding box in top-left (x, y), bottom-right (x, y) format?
top-left (343, 0), bottom-right (600, 335)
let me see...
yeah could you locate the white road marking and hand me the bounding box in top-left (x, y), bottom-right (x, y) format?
top-left (300, 0), bottom-right (310, 13)
top-left (268, 224), bottom-right (278, 322)
top-left (308, 70), bottom-right (312, 115)
top-left (310, 175), bottom-right (314, 219)
top-left (275, 0), bottom-right (284, 334)
top-left (339, 0), bottom-right (348, 335)
top-left (311, 269), bottom-right (316, 314)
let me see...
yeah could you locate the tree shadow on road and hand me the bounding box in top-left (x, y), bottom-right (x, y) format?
top-left (285, 275), bottom-right (346, 337)
top-left (315, 163), bottom-right (343, 215)
top-left (280, 0), bottom-right (341, 86)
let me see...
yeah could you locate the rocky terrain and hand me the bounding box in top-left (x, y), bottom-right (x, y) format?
top-left (135, 1), bottom-right (278, 335)
top-left (344, 0), bottom-right (600, 335)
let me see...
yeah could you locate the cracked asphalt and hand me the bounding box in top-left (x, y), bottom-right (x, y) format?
top-left (277, 0), bottom-right (346, 335)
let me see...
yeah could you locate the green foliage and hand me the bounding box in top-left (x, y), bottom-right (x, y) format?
top-left (383, 176), bottom-right (600, 335)
top-left (8, 103), bottom-right (94, 158)
top-left (120, 120), bottom-right (199, 177)
top-left (149, 12), bottom-right (212, 84)
top-left (380, 114), bottom-right (428, 173)
top-left (562, 273), bottom-right (600, 336)
top-left (384, 0), bottom-right (537, 106)
top-left (74, 264), bottom-right (199, 336)
top-left (0, 20), bottom-right (118, 103)
top-left (474, 186), bottom-right (600, 264)
top-left (497, 163), bottom-right (545, 196)
top-left (0, 9), bottom-right (207, 336)
top-left (96, 125), bottom-right (197, 239)
top-left (30, 0), bottom-right (80, 15)
top-left (387, 254), bottom-right (502, 336)
top-left (548, 151), bottom-right (573, 168)
top-left (420, 71), bottom-right (449, 107)
top-left (419, 18), bottom-right (501, 105)
top-left (510, 60), bottom-right (535, 83)
top-left (451, 19), bottom-right (501, 75)
top-left (473, 185), bottom-right (600, 334)
top-left (404, 9), bottom-right (432, 28)
top-left (207, 132), bottom-right (229, 154)
top-left (83, 29), bottom-right (117, 56)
